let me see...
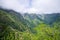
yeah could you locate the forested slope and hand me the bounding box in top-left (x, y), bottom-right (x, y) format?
top-left (0, 9), bottom-right (60, 40)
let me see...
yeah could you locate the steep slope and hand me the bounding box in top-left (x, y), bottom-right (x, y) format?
top-left (0, 9), bottom-right (30, 32)
top-left (22, 13), bottom-right (44, 27)
top-left (0, 8), bottom-right (32, 40)
top-left (22, 13), bottom-right (60, 26)
top-left (0, 8), bottom-right (60, 40)
top-left (44, 13), bottom-right (60, 24)
top-left (33, 14), bottom-right (60, 40)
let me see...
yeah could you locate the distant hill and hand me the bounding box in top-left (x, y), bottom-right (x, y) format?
top-left (22, 13), bottom-right (60, 25)
top-left (0, 8), bottom-right (60, 40)
top-left (44, 13), bottom-right (60, 24)
top-left (0, 8), bottom-right (60, 28)
top-left (0, 8), bottom-right (29, 32)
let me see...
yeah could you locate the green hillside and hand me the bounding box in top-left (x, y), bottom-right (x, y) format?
top-left (0, 9), bottom-right (60, 40)
top-left (0, 9), bottom-right (31, 40)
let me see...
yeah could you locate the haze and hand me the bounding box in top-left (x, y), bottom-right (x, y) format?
top-left (0, 0), bottom-right (60, 14)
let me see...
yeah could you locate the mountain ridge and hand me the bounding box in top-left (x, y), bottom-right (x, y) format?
top-left (0, 8), bottom-right (60, 25)
top-left (0, 8), bottom-right (60, 40)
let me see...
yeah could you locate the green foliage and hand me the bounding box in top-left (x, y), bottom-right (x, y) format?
top-left (34, 23), bottom-right (60, 40)
top-left (0, 9), bottom-right (60, 40)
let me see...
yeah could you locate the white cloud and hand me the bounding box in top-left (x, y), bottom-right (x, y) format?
top-left (0, 0), bottom-right (29, 12)
top-left (0, 0), bottom-right (60, 14)
top-left (32, 0), bottom-right (60, 13)
top-left (24, 8), bottom-right (39, 13)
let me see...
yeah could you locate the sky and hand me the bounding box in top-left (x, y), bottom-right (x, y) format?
top-left (0, 0), bottom-right (60, 14)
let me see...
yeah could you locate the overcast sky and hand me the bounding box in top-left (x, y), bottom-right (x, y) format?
top-left (0, 0), bottom-right (60, 14)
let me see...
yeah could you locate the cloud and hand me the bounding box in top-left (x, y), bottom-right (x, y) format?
top-left (32, 0), bottom-right (60, 13)
top-left (24, 7), bottom-right (39, 13)
top-left (0, 0), bottom-right (29, 13)
top-left (0, 0), bottom-right (60, 13)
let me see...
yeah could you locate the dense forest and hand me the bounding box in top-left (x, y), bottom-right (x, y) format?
top-left (0, 9), bottom-right (60, 40)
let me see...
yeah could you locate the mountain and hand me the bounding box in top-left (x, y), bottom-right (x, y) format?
top-left (0, 8), bottom-right (60, 28)
top-left (0, 8), bottom-right (60, 30)
top-left (44, 13), bottom-right (60, 24)
top-left (0, 8), bottom-right (60, 27)
top-left (22, 13), bottom-right (44, 27)
top-left (0, 8), bottom-right (30, 32)
top-left (0, 8), bottom-right (60, 40)
top-left (22, 13), bottom-right (60, 25)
